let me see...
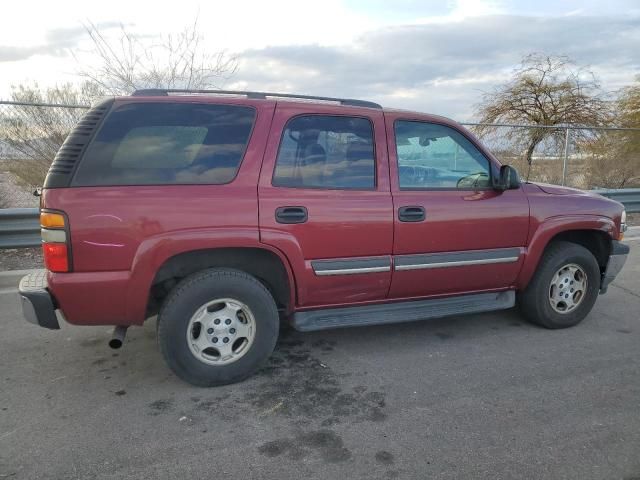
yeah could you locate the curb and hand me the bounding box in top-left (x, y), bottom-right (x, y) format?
top-left (0, 269), bottom-right (38, 289)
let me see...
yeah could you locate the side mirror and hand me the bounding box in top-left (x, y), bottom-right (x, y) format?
top-left (495, 165), bottom-right (520, 191)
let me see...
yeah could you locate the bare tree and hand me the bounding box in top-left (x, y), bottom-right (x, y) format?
top-left (619, 75), bottom-right (640, 124)
top-left (473, 54), bottom-right (612, 168)
top-left (583, 134), bottom-right (639, 188)
top-left (0, 83), bottom-right (96, 187)
top-left (77, 17), bottom-right (237, 94)
top-left (0, 16), bottom-right (238, 192)
top-left (617, 75), bottom-right (640, 159)
top-left (584, 76), bottom-right (640, 188)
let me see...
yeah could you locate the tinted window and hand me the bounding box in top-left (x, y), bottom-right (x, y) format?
top-left (395, 121), bottom-right (491, 189)
top-left (73, 103), bottom-right (255, 186)
top-left (273, 115), bottom-right (375, 189)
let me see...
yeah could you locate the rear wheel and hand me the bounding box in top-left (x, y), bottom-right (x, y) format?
top-left (157, 268), bottom-right (279, 386)
top-left (519, 241), bottom-right (600, 329)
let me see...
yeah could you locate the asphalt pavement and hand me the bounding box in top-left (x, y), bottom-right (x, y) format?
top-left (1, 241), bottom-right (639, 479)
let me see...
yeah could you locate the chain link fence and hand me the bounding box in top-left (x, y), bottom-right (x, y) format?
top-left (1, 100), bottom-right (639, 209)
top-left (462, 122), bottom-right (640, 190)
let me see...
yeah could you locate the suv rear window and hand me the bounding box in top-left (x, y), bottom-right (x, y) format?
top-left (72, 102), bottom-right (255, 186)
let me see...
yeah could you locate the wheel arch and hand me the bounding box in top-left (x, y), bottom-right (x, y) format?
top-left (546, 230), bottom-right (611, 269)
top-left (517, 215), bottom-right (616, 290)
top-left (146, 247), bottom-right (295, 319)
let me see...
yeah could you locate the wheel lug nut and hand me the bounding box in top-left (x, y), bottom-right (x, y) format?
top-left (214, 319), bottom-right (221, 325)
top-left (225, 319), bottom-right (231, 325)
top-left (207, 328), bottom-right (214, 334)
top-left (212, 337), bottom-right (218, 343)
top-left (223, 337), bottom-right (229, 343)
top-left (230, 328), bottom-right (236, 334)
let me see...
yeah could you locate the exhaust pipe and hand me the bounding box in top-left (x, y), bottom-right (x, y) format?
top-left (109, 326), bottom-right (128, 349)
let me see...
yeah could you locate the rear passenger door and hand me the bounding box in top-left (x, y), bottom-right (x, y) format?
top-left (258, 103), bottom-right (393, 308)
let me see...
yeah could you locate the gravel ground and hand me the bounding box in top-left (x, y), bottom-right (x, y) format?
top-left (0, 248), bottom-right (43, 270)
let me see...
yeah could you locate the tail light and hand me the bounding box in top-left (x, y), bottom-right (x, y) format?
top-left (40, 211), bottom-right (71, 272)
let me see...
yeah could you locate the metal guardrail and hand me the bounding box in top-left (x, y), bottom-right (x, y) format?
top-left (592, 189), bottom-right (640, 213)
top-left (0, 208), bottom-right (40, 249)
top-left (0, 189), bottom-right (638, 249)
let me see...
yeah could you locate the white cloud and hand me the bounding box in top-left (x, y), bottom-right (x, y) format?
top-left (0, 0), bottom-right (638, 121)
top-left (232, 13), bottom-right (639, 119)
top-left (413, 0), bottom-right (504, 23)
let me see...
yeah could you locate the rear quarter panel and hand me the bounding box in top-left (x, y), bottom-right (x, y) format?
top-left (42, 99), bottom-right (278, 325)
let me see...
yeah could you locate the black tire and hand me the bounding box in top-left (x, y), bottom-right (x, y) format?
top-left (157, 268), bottom-right (279, 387)
top-left (519, 241), bottom-right (600, 329)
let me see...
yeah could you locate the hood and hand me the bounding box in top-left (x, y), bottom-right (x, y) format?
top-left (529, 182), bottom-right (595, 197)
top-left (524, 182), bottom-right (624, 228)
top-left (527, 181), bottom-right (624, 220)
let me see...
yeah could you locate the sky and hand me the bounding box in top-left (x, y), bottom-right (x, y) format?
top-left (1, 0), bottom-right (639, 120)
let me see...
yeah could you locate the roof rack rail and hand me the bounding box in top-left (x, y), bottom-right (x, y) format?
top-left (131, 89), bottom-right (382, 109)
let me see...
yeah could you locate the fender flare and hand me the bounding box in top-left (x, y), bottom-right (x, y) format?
top-left (516, 214), bottom-right (616, 289)
top-left (123, 227), bottom-right (297, 324)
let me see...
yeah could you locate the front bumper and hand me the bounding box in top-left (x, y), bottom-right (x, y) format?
top-left (600, 240), bottom-right (630, 294)
top-left (18, 270), bottom-right (60, 329)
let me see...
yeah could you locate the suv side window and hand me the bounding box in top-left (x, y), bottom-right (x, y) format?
top-left (73, 102), bottom-right (256, 186)
top-left (395, 120), bottom-right (491, 189)
top-left (273, 115), bottom-right (375, 189)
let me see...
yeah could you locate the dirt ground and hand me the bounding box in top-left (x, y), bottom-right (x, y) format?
top-left (0, 169), bottom-right (38, 209)
top-left (0, 248), bottom-right (43, 271)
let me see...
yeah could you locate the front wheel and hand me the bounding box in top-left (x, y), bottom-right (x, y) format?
top-left (519, 241), bottom-right (600, 329)
top-left (157, 268), bottom-right (279, 386)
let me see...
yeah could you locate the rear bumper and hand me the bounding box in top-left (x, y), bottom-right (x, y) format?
top-left (18, 270), bottom-right (60, 329)
top-left (600, 240), bottom-right (630, 294)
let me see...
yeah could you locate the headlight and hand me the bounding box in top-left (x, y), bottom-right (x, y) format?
top-left (620, 210), bottom-right (627, 239)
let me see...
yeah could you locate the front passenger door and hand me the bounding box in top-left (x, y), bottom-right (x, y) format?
top-left (387, 116), bottom-right (530, 299)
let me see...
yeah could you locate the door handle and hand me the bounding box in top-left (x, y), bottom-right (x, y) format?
top-left (398, 206), bottom-right (425, 222)
top-left (275, 206), bottom-right (308, 224)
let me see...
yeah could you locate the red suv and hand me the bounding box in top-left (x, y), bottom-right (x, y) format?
top-left (18, 90), bottom-right (629, 386)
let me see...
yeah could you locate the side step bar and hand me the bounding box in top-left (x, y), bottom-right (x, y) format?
top-left (291, 291), bottom-right (515, 332)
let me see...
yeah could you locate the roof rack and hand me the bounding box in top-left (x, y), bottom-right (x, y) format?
top-left (131, 89), bottom-right (382, 109)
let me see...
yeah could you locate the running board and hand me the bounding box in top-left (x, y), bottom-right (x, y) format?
top-left (291, 291), bottom-right (515, 332)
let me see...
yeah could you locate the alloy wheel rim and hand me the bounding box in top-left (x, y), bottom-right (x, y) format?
top-left (186, 298), bottom-right (256, 365)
